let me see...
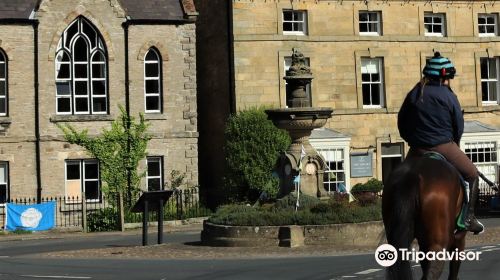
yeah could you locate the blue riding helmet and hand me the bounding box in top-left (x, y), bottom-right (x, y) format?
top-left (423, 52), bottom-right (456, 80)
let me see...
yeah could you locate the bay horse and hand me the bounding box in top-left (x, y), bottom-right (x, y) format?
top-left (382, 156), bottom-right (467, 280)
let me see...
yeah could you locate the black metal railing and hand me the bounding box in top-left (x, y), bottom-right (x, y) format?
top-left (0, 188), bottom-right (211, 231)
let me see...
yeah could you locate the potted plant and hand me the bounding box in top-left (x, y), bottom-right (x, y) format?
top-left (350, 178), bottom-right (383, 205)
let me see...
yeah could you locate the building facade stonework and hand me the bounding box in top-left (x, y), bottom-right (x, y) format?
top-left (197, 0), bottom-right (500, 196)
top-left (0, 0), bottom-right (198, 202)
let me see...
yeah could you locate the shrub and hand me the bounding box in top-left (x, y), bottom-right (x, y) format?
top-left (273, 192), bottom-right (320, 211)
top-left (87, 208), bottom-right (119, 232)
top-left (222, 108), bottom-right (291, 202)
top-left (351, 178), bottom-right (384, 193)
top-left (207, 200), bottom-right (382, 226)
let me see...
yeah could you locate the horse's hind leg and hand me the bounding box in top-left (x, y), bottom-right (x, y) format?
top-left (448, 232), bottom-right (466, 280)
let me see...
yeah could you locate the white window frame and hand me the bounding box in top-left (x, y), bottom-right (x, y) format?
top-left (0, 50), bottom-right (7, 116)
top-left (317, 148), bottom-right (347, 193)
top-left (65, 159), bottom-right (101, 203)
top-left (361, 57), bottom-right (385, 108)
top-left (480, 57), bottom-right (499, 105)
top-left (0, 162), bottom-right (8, 205)
top-left (478, 14), bottom-right (498, 37)
top-left (424, 12), bottom-right (446, 37)
top-left (284, 56), bottom-right (311, 107)
top-left (146, 157), bottom-right (163, 191)
top-left (144, 49), bottom-right (162, 113)
top-left (55, 17), bottom-right (108, 115)
top-left (310, 133), bottom-right (351, 193)
top-left (359, 11), bottom-right (381, 36)
top-left (463, 141), bottom-right (498, 188)
top-left (282, 10), bottom-right (307, 35)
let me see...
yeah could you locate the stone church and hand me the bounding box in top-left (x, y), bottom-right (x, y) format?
top-left (0, 0), bottom-right (198, 203)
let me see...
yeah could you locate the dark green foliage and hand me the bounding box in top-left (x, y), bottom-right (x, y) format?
top-left (273, 192), bottom-right (320, 210)
top-left (207, 199), bottom-right (382, 226)
top-left (87, 208), bottom-right (119, 232)
top-left (222, 108), bottom-right (291, 202)
top-left (351, 178), bottom-right (384, 193)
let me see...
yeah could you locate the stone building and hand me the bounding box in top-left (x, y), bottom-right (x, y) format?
top-left (0, 0), bottom-right (198, 203)
top-left (197, 0), bottom-right (500, 199)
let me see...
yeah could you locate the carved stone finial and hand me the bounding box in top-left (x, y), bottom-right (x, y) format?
top-left (286, 48), bottom-right (312, 77)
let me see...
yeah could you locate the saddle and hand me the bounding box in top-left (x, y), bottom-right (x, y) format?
top-left (422, 152), bottom-right (468, 231)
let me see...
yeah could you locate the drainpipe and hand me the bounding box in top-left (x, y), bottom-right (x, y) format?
top-left (34, 20), bottom-right (41, 203)
top-left (122, 20), bottom-right (132, 205)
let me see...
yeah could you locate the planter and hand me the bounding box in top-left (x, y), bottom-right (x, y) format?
top-left (201, 220), bottom-right (384, 248)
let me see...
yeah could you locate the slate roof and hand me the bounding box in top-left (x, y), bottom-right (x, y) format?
top-left (0, 0), bottom-right (195, 20)
top-left (310, 128), bottom-right (351, 140)
top-left (0, 0), bottom-right (38, 20)
top-left (464, 120), bottom-right (500, 134)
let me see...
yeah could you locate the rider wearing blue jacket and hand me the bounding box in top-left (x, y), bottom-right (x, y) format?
top-left (398, 52), bottom-right (484, 234)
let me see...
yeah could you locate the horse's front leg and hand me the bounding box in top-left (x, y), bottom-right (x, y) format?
top-left (448, 231), bottom-right (466, 280)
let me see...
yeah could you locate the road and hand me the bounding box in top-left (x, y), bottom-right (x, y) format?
top-left (0, 222), bottom-right (499, 279)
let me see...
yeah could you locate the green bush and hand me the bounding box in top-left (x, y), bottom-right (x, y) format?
top-left (351, 178), bottom-right (384, 193)
top-left (274, 192), bottom-right (320, 211)
top-left (207, 200), bottom-right (382, 226)
top-left (87, 208), bottom-right (119, 232)
top-left (222, 108), bottom-right (291, 202)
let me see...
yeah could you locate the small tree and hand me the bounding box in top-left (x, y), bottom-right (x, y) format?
top-left (223, 108), bottom-right (291, 202)
top-left (58, 106), bottom-right (151, 208)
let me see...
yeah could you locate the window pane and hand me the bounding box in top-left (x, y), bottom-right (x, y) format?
top-left (57, 98), bottom-right (71, 113)
top-left (92, 52), bottom-right (105, 62)
top-left (148, 159), bottom-right (161, 176)
top-left (82, 21), bottom-right (97, 49)
top-left (0, 53), bottom-right (4, 62)
top-left (372, 73), bottom-right (380, 82)
top-left (0, 164), bottom-right (6, 184)
top-left (434, 25), bottom-right (442, 33)
top-left (479, 17), bottom-right (486, 24)
top-left (481, 59), bottom-right (488, 78)
top-left (0, 98), bottom-right (6, 114)
top-left (361, 73), bottom-right (370, 82)
top-left (283, 22), bottom-right (292, 31)
top-left (0, 184), bottom-right (6, 203)
top-left (57, 63), bottom-right (70, 79)
top-left (0, 63), bottom-right (5, 78)
top-left (64, 22), bottom-right (78, 49)
top-left (84, 162), bottom-right (98, 179)
top-left (145, 80), bottom-right (159, 93)
top-left (424, 16), bottom-right (431, 24)
top-left (75, 81), bottom-right (88, 95)
top-left (369, 23), bottom-right (378, 32)
top-left (146, 96), bottom-right (160, 111)
top-left (92, 64), bottom-right (105, 78)
top-left (487, 25), bottom-right (495, 34)
top-left (372, 84), bottom-right (381, 105)
top-left (84, 181), bottom-right (99, 200)
top-left (75, 98), bottom-right (88, 112)
top-left (0, 81), bottom-right (5, 96)
top-left (479, 25), bottom-right (486, 34)
top-left (359, 13), bottom-right (368, 22)
top-left (145, 50), bottom-right (158, 61)
top-left (489, 81), bottom-right (497, 100)
top-left (66, 163), bottom-right (80, 180)
top-left (489, 59), bottom-right (497, 77)
top-left (92, 80), bottom-right (106, 95)
top-left (148, 179), bottom-right (161, 191)
top-left (362, 84), bottom-right (371, 105)
top-left (434, 16), bottom-right (442, 24)
top-left (487, 17), bottom-right (495, 24)
top-left (283, 11), bottom-right (292, 21)
top-left (145, 63), bottom-right (159, 77)
top-left (360, 23), bottom-right (368, 32)
top-left (74, 64), bottom-right (87, 78)
top-left (73, 38), bottom-right (88, 62)
top-left (92, 97), bottom-right (107, 113)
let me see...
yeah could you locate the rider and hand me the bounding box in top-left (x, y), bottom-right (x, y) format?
top-left (397, 51), bottom-right (484, 234)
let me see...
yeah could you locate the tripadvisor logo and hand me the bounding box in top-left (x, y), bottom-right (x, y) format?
top-left (374, 244), bottom-right (482, 267)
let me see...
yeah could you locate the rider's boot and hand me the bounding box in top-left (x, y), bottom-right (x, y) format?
top-left (464, 177), bottom-right (484, 235)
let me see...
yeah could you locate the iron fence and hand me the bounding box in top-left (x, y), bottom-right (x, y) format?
top-left (0, 188), bottom-right (210, 231)
top-left (478, 182), bottom-right (500, 214)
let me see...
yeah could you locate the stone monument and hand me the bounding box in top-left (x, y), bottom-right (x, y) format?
top-left (266, 49), bottom-right (333, 198)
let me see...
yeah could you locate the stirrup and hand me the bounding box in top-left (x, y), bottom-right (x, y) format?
top-left (466, 218), bottom-right (484, 235)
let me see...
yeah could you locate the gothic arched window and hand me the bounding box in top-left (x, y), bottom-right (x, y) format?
top-left (55, 17), bottom-right (108, 115)
top-left (144, 48), bottom-right (162, 113)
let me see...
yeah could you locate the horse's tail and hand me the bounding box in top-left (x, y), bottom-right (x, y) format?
top-left (383, 163), bottom-right (419, 280)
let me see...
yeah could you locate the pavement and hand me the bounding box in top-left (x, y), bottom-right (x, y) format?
top-left (1, 217), bottom-right (500, 260)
